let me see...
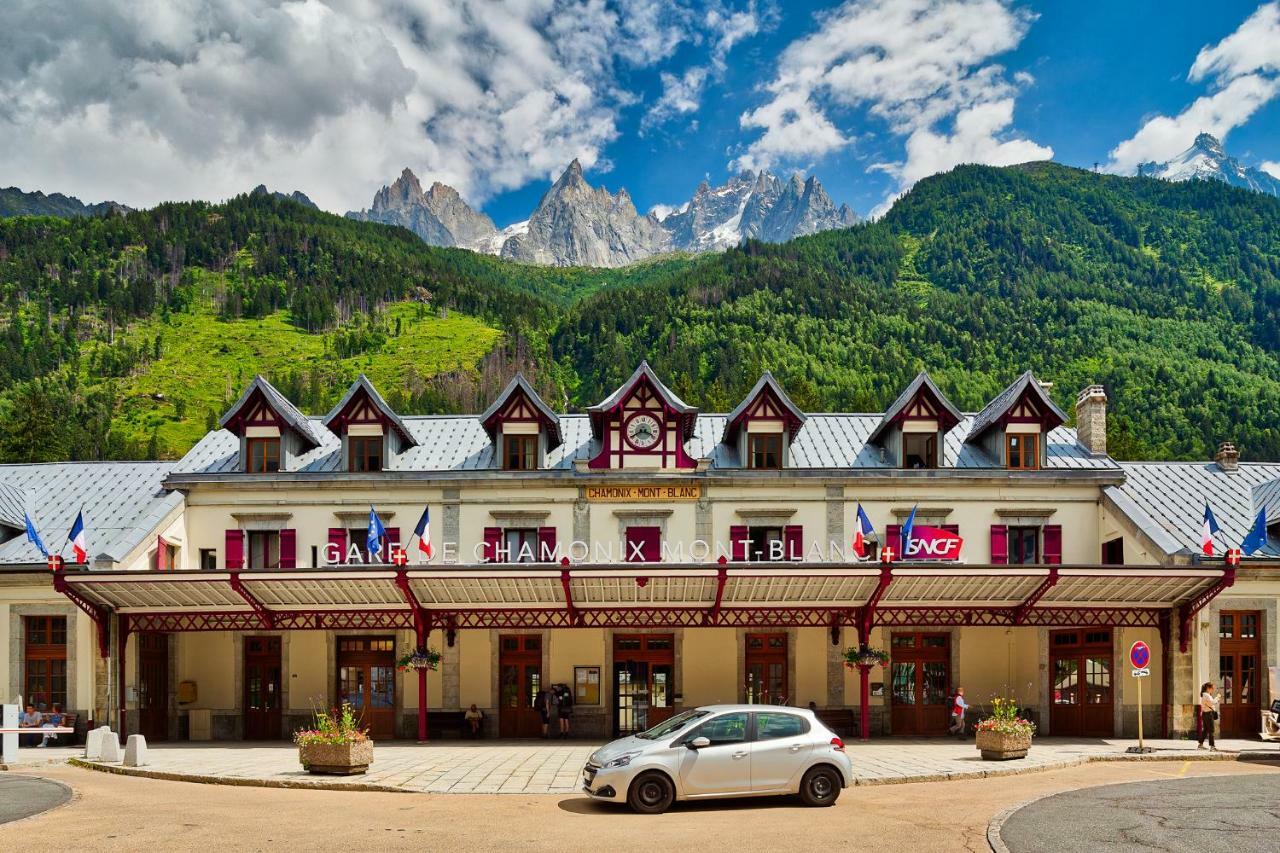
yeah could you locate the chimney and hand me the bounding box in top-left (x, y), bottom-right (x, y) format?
top-left (1075, 385), bottom-right (1107, 455)
top-left (1215, 441), bottom-right (1240, 472)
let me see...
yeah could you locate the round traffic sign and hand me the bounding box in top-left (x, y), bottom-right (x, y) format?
top-left (1129, 640), bottom-right (1150, 669)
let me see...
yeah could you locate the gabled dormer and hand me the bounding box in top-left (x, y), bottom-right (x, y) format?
top-left (220, 376), bottom-right (323, 473)
top-left (867, 372), bottom-right (961, 469)
top-left (0, 482), bottom-right (26, 545)
top-left (480, 374), bottom-right (562, 471)
top-left (322, 375), bottom-right (418, 472)
top-left (722, 372), bottom-right (806, 469)
top-left (588, 362), bottom-right (698, 470)
top-left (966, 371), bottom-right (1066, 470)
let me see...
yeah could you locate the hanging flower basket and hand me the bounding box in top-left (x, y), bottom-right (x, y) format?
top-left (842, 646), bottom-right (890, 669)
top-left (396, 647), bottom-right (442, 672)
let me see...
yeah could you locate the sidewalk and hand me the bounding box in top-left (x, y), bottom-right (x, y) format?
top-left (67, 737), bottom-right (1278, 794)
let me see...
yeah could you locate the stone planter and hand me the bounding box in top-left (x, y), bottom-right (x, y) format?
top-left (975, 729), bottom-right (1032, 761)
top-left (298, 740), bottom-right (374, 775)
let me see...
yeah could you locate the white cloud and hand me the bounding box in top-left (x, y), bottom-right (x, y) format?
top-left (648, 201), bottom-right (687, 220)
top-left (642, 67), bottom-right (710, 131)
top-left (733, 0), bottom-right (1049, 202)
top-left (1109, 2), bottom-right (1280, 172)
top-left (1264, 161), bottom-right (1280, 178)
top-left (0, 0), bottom-right (698, 211)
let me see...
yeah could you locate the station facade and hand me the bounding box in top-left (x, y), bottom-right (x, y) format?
top-left (2, 365), bottom-right (1276, 743)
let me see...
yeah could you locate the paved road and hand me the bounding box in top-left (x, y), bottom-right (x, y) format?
top-left (999, 773), bottom-right (1280, 853)
top-left (0, 774), bottom-right (71, 824)
top-left (3, 760), bottom-right (1278, 851)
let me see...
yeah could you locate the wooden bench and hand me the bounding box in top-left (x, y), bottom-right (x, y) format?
top-left (814, 708), bottom-right (857, 739)
top-left (425, 711), bottom-right (472, 739)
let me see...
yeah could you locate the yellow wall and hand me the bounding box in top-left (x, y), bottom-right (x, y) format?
top-left (1117, 627), bottom-right (1163, 705)
top-left (795, 628), bottom-right (827, 707)
top-left (680, 628), bottom-right (737, 705)
top-left (459, 632), bottom-right (492, 708)
top-left (288, 632), bottom-right (328, 712)
top-left (177, 633), bottom-right (235, 709)
top-left (550, 628), bottom-right (602, 687)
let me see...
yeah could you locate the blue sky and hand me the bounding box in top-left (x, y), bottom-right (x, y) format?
top-left (1, 1), bottom-right (1278, 222)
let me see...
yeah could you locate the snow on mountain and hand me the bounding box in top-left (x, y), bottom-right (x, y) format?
top-left (1138, 133), bottom-right (1280, 198)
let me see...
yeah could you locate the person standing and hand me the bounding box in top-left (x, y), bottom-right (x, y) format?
top-left (534, 687), bottom-right (550, 738)
top-left (1197, 681), bottom-right (1219, 751)
top-left (546, 684), bottom-right (561, 739)
top-left (556, 684), bottom-right (573, 739)
top-left (949, 687), bottom-right (969, 738)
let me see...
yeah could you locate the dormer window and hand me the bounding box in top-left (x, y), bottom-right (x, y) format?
top-left (481, 374), bottom-right (562, 472)
top-left (1006, 433), bottom-right (1039, 470)
top-left (903, 433), bottom-right (937, 469)
top-left (867, 372), bottom-right (961, 469)
top-left (246, 437), bottom-right (280, 473)
top-left (349, 435), bottom-right (384, 472)
top-left (748, 433), bottom-right (782, 469)
top-left (504, 433), bottom-right (538, 470)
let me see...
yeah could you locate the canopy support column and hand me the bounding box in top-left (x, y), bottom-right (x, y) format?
top-left (1178, 568), bottom-right (1235, 652)
top-left (853, 565), bottom-right (893, 742)
top-left (560, 568), bottom-right (578, 626)
top-left (395, 569), bottom-right (430, 742)
top-left (117, 613), bottom-right (130, 742)
top-left (1158, 610), bottom-right (1171, 739)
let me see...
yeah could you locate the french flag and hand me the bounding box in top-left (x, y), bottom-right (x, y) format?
top-left (1201, 503), bottom-right (1220, 556)
top-left (68, 511), bottom-right (88, 564)
top-left (852, 504), bottom-right (875, 559)
top-left (413, 506), bottom-right (434, 561)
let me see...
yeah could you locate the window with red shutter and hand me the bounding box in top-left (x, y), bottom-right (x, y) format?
top-left (1042, 524), bottom-right (1062, 564)
top-left (784, 525), bottom-right (803, 560)
top-left (729, 525), bottom-right (749, 562)
top-left (482, 527), bottom-right (503, 563)
top-left (537, 527), bottom-right (557, 562)
top-left (990, 525), bottom-right (1008, 565)
top-left (327, 528), bottom-right (347, 564)
top-left (885, 524), bottom-right (901, 560)
top-left (279, 529), bottom-right (297, 569)
top-left (225, 529), bottom-right (245, 570)
top-left (625, 526), bottom-right (661, 562)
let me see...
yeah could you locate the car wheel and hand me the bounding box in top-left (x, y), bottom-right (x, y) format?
top-left (627, 771), bottom-right (675, 814)
top-left (799, 766), bottom-right (841, 807)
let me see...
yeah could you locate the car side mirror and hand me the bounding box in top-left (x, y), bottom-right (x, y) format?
top-left (687, 736), bottom-right (711, 750)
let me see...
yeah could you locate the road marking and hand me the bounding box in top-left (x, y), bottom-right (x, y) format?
top-left (1178, 761), bottom-right (1190, 777)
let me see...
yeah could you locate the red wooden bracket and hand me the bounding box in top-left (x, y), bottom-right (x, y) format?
top-left (229, 571), bottom-right (274, 630)
top-left (1012, 567), bottom-right (1059, 625)
top-left (1178, 567), bottom-right (1235, 652)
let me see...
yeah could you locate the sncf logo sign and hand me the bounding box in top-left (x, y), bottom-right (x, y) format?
top-left (904, 526), bottom-right (964, 560)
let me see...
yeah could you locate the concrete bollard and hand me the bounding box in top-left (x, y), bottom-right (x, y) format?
top-left (84, 726), bottom-right (110, 760)
top-left (123, 734), bottom-right (148, 767)
top-left (98, 733), bottom-right (123, 762)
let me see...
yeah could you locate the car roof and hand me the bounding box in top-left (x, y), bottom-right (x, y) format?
top-left (693, 704), bottom-right (814, 715)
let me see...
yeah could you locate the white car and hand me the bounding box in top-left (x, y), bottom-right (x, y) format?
top-left (582, 704), bottom-right (853, 814)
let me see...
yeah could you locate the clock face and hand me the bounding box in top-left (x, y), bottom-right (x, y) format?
top-left (626, 414), bottom-right (662, 449)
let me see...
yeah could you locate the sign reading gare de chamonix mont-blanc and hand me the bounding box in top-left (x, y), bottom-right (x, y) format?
top-left (2, 362), bottom-right (1276, 744)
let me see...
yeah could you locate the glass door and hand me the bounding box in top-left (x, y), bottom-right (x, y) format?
top-left (1218, 612), bottom-right (1261, 737)
top-left (498, 635), bottom-right (543, 737)
top-left (244, 636), bottom-right (282, 740)
top-left (336, 637), bottom-right (396, 739)
top-left (613, 634), bottom-right (675, 736)
top-left (1050, 629), bottom-right (1112, 736)
top-left (889, 632), bottom-right (950, 735)
top-left (745, 633), bottom-right (788, 705)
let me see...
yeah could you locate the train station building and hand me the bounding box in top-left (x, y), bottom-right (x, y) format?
top-left (1, 365), bottom-right (1275, 743)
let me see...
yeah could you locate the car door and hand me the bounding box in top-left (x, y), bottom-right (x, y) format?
top-left (676, 711), bottom-right (752, 796)
top-left (749, 711), bottom-right (813, 792)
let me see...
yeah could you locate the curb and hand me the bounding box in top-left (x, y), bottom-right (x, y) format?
top-left (66, 747), bottom-right (1278, 796)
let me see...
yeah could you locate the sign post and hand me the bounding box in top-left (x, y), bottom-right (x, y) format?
top-left (1127, 640), bottom-right (1152, 754)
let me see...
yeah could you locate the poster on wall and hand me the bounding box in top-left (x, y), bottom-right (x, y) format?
top-left (575, 666), bottom-right (600, 705)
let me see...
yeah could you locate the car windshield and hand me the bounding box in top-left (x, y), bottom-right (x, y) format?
top-left (634, 709), bottom-right (711, 740)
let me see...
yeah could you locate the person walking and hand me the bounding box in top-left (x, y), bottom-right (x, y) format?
top-left (949, 687), bottom-right (969, 738)
top-left (1197, 681), bottom-right (1219, 751)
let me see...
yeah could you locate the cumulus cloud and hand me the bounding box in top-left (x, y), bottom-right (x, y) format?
top-left (1264, 161), bottom-right (1280, 178)
top-left (1109, 2), bottom-right (1280, 172)
top-left (733, 0), bottom-right (1049, 205)
top-left (0, 0), bottom-right (698, 210)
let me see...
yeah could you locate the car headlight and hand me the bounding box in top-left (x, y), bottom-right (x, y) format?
top-left (604, 751), bottom-right (641, 769)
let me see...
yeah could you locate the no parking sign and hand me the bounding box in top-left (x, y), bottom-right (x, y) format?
top-left (1130, 640), bottom-right (1150, 676)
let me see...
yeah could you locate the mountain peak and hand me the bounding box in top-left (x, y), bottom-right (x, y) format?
top-left (1140, 134), bottom-right (1280, 198)
top-left (1193, 132), bottom-right (1224, 155)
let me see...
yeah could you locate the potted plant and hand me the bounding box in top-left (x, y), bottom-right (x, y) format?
top-left (396, 647), bottom-right (442, 672)
top-left (974, 697), bottom-right (1036, 760)
top-left (294, 702), bottom-right (373, 775)
top-left (842, 646), bottom-right (890, 670)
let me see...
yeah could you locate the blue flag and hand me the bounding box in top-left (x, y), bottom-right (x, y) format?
top-left (1241, 507), bottom-right (1268, 556)
top-left (24, 512), bottom-right (49, 558)
top-left (367, 506), bottom-right (387, 561)
top-left (900, 504), bottom-right (918, 556)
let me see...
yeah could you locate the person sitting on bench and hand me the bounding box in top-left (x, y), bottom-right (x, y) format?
top-left (18, 704), bottom-right (43, 746)
top-left (464, 704), bottom-right (484, 739)
top-left (39, 703), bottom-right (64, 747)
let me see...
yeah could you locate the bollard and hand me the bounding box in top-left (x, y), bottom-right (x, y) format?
top-left (98, 732), bottom-right (123, 762)
top-left (123, 734), bottom-right (149, 767)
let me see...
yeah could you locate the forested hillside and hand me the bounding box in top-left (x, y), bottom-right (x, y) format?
top-left (3, 164), bottom-right (1280, 462)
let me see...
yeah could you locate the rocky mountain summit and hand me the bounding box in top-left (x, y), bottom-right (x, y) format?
top-left (1138, 133), bottom-right (1280, 197)
top-left (349, 162), bottom-right (857, 267)
top-left (0, 186), bottom-right (129, 218)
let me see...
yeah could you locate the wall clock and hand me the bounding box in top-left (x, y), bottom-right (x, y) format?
top-left (625, 413), bottom-right (662, 449)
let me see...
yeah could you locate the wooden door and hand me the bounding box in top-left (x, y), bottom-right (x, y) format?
top-left (499, 635), bottom-right (544, 737)
top-left (613, 634), bottom-right (675, 735)
top-left (337, 637), bottom-right (396, 740)
top-left (1049, 629), bottom-right (1114, 737)
top-left (137, 633), bottom-right (169, 742)
top-left (244, 636), bottom-right (282, 740)
top-left (889, 632), bottom-right (950, 735)
top-left (1218, 611), bottom-right (1262, 737)
top-left (745, 633), bottom-right (788, 705)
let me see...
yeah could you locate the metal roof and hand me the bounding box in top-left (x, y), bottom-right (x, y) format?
top-left (0, 462), bottom-right (179, 565)
top-left (0, 481), bottom-right (27, 530)
top-left (322, 374), bottom-right (417, 447)
top-left (1107, 461), bottom-right (1280, 557)
top-left (966, 371), bottom-right (1068, 442)
top-left (172, 412), bottom-right (1113, 476)
top-left (219, 375), bottom-right (324, 449)
top-left (866, 372), bottom-right (963, 445)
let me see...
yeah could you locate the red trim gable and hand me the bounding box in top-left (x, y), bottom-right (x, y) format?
top-left (589, 379), bottom-right (698, 470)
top-left (887, 385), bottom-right (959, 434)
top-left (998, 387), bottom-right (1063, 432)
top-left (328, 388), bottom-right (395, 437)
top-left (726, 384), bottom-right (804, 440)
top-left (589, 368), bottom-right (697, 441)
top-left (482, 388), bottom-right (557, 435)
top-left (222, 388), bottom-right (285, 436)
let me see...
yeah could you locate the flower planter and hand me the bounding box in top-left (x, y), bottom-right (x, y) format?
top-left (298, 740), bottom-right (374, 775)
top-left (975, 730), bottom-right (1032, 761)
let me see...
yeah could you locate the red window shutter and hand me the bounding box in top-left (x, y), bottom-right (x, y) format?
top-left (729, 525), bottom-right (749, 562)
top-left (784, 525), bottom-right (803, 561)
top-left (626, 526), bottom-right (661, 562)
top-left (885, 524), bottom-right (901, 558)
top-left (1043, 524), bottom-right (1062, 565)
top-left (225, 529), bottom-right (245, 570)
top-left (483, 527), bottom-right (503, 563)
top-left (990, 525), bottom-right (1008, 565)
top-left (157, 535), bottom-right (169, 571)
top-left (385, 527), bottom-right (401, 559)
top-left (327, 528), bottom-right (347, 564)
top-left (279, 529), bottom-right (297, 569)
top-left (537, 526), bottom-right (557, 562)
